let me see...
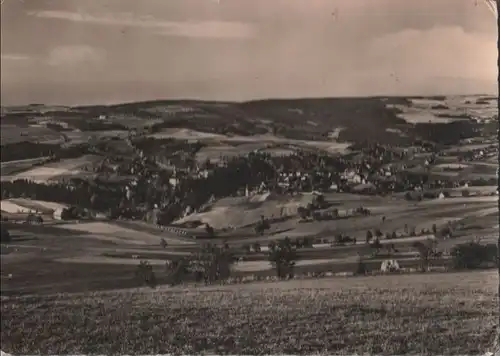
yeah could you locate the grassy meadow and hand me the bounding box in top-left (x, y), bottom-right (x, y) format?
top-left (1, 270), bottom-right (497, 355)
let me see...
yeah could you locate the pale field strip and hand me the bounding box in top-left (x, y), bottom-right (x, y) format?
top-left (53, 255), bottom-right (417, 271)
top-left (234, 254), bottom-right (424, 273)
top-left (233, 258), bottom-right (346, 272)
top-left (149, 128), bottom-right (351, 154)
top-left (471, 161), bottom-right (500, 168)
top-left (10, 155), bottom-right (102, 182)
top-left (55, 256), bottom-right (168, 266)
top-left (85, 247), bottom-right (191, 256)
top-left (0, 201), bottom-right (33, 214)
top-left (443, 144), bottom-right (498, 153)
top-left (432, 163), bottom-right (470, 169)
top-left (8, 199), bottom-right (69, 213)
top-left (57, 222), bottom-right (193, 245)
top-left (0, 157), bottom-right (50, 167)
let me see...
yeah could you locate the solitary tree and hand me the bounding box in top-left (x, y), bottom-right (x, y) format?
top-left (297, 206), bottom-right (310, 220)
top-left (370, 238), bottom-right (383, 255)
top-left (190, 243), bottom-right (235, 285)
top-left (412, 239), bottom-right (438, 272)
top-left (302, 237), bottom-right (313, 248)
top-left (268, 238), bottom-right (298, 279)
top-left (366, 230), bottom-right (373, 244)
top-left (135, 261), bottom-right (157, 288)
top-left (355, 254), bottom-right (367, 275)
top-left (165, 258), bottom-right (190, 286)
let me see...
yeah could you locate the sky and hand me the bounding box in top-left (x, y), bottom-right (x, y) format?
top-left (0, 0), bottom-right (498, 105)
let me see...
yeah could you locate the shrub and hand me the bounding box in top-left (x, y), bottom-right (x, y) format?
top-left (439, 226), bottom-right (453, 238)
top-left (1, 226), bottom-right (11, 243)
top-left (205, 224), bottom-right (215, 237)
top-left (370, 238), bottom-right (382, 254)
top-left (297, 206), bottom-right (310, 220)
top-left (412, 240), bottom-right (438, 272)
top-left (135, 261), bottom-right (157, 288)
top-left (355, 257), bottom-right (367, 275)
top-left (190, 243), bottom-right (236, 284)
top-left (312, 211), bottom-right (322, 221)
top-left (366, 230), bottom-right (373, 243)
top-left (461, 189), bottom-right (470, 197)
top-left (268, 238), bottom-right (297, 279)
top-left (255, 217), bottom-right (271, 236)
top-left (165, 258), bottom-right (190, 286)
top-left (302, 237), bottom-right (313, 248)
top-left (451, 242), bottom-right (498, 270)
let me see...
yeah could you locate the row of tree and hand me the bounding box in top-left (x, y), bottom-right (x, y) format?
top-left (136, 238), bottom-right (498, 289)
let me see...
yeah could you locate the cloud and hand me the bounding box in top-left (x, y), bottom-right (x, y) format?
top-left (1, 54), bottom-right (31, 61)
top-left (365, 26), bottom-right (496, 82)
top-left (47, 45), bottom-right (105, 67)
top-left (28, 10), bottom-right (256, 39)
top-left (155, 21), bottom-right (255, 39)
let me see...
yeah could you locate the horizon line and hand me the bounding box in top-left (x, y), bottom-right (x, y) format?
top-left (1, 92), bottom-right (497, 109)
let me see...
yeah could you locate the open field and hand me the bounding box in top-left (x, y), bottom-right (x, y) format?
top-left (0, 95), bottom-right (498, 354)
top-left (150, 128), bottom-right (351, 156)
top-left (0, 157), bottom-right (51, 175)
top-left (0, 125), bottom-right (65, 145)
top-left (1, 155), bottom-right (103, 183)
top-left (7, 199), bottom-right (69, 214)
top-left (0, 199), bottom-right (69, 216)
top-left (196, 142), bottom-right (318, 162)
top-left (62, 130), bottom-right (130, 145)
top-left (0, 190), bottom-right (496, 291)
top-left (0, 200), bottom-right (35, 214)
top-left (390, 95), bottom-right (497, 123)
top-left (443, 143), bottom-right (497, 153)
top-left (2, 188), bottom-right (491, 270)
top-left (1, 270), bottom-right (497, 355)
top-left (55, 221), bottom-right (193, 246)
top-left (175, 193), bottom-right (497, 243)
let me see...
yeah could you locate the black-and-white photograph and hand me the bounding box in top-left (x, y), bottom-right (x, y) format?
top-left (1, 0), bottom-right (499, 354)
